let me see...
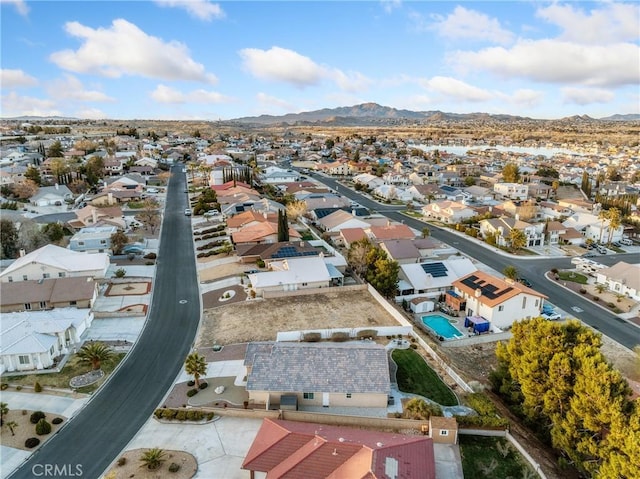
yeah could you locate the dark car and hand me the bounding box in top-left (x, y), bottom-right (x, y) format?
top-left (517, 277), bottom-right (532, 287)
top-left (122, 244), bottom-right (144, 255)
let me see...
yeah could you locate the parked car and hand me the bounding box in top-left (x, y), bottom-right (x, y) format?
top-left (517, 277), bottom-right (532, 287)
top-left (184, 208), bottom-right (192, 216)
top-left (582, 252), bottom-right (597, 258)
top-left (146, 188), bottom-right (159, 193)
top-left (620, 238), bottom-right (633, 246)
top-left (542, 311), bottom-right (562, 321)
top-left (122, 244), bottom-right (144, 255)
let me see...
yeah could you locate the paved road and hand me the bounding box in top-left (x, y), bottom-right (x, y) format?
top-left (315, 173), bottom-right (640, 350)
top-left (10, 166), bottom-right (201, 479)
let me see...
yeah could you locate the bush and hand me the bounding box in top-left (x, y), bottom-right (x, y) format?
top-left (161, 409), bottom-right (177, 420)
top-left (593, 296), bottom-right (600, 302)
top-left (186, 389), bottom-right (198, 397)
top-left (199, 382), bottom-right (208, 390)
top-left (168, 463), bottom-right (181, 473)
top-left (186, 410), bottom-right (202, 421)
top-left (330, 332), bottom-right (350, 342)
top-left (117, 457), bottom-right (127, 466)
top-left (175, 410), bottom-right (187, 421)
top-left (36, 418), bottom-right (52, 435)
top-left (579, 288), bottom-right (587, 294)
top-left (302, 332), bottom-right (322, 342)
top-left (30, 411), bottom-right (46, 424)
top-left (144, 252), bottom-right (157, 259)
top-left (608, 302), bottom-right (615, 308)
top-left (551, 268), bottom-right (558, 274)
top-left (34, 382), bottom-right (42, 393)
top-left (410, 343), bottom-right (418, 349)
top-left (206, 412), bottom-right (215, 421)
top-left (51, 417), bottom-right (63, 425)
top-left (1, 383), bottom-right (8, 390)
top-left (455, 414), bottom-right (509, 429)
top-left (25, 437), bottom-right (40, 448)
top-left (187, 380), bottom-right (195, 387)
top-left (356, 329), bottom-right (378, 339)
top-left (16, 385), bottom-right (22, 391)
top-left (465, 393), bottom-right (499, 417)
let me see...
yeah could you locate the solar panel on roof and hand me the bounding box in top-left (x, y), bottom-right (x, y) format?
top-left (421, 262), bottom-right (449, 278)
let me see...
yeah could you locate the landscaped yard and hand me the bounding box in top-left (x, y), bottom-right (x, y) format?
top-left (391, 348), bottom-right (458, 406)
top-left (460, 436), bottom-right (537, 479)
top-left (6, 353), bottom-right (126, 394)
top-left (557, 271), bottom-right (588, 284)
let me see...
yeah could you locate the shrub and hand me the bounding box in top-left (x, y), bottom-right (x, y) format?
top-left (34, 382), bottom-right (42, 393)
top-left (356, 329), bottom-right (378, 339)
top-left (144, 252), bottom-right (157, 259)
top-left (465, 393), bottom-right (499, 417)
top-left (331, 332), bottom-right (350, 342)
top-left (25, 437), bottom-right (40, 448)
top-left (608, 302), bottom-right (615, 308)
top-left (410, 343), bottom-right (418, 349)
top-left (161, 409), bottom-right (177, 420)
top-left (302, 332), bottom-right (322, 342)
top-left (51, 417), bottom-right (63, 425)
top-left (1, 383), bottom-right (8, 390)
top-left (117, 457), bottom-right (127, 466)
top-left (593, 296), bottom-right (600, 302)
top-left (187, 380), bottom-right (195, 387)
top-left (30, 411), bottom-right (46, 424)
top-left (206, 412), bottom-right (215, 421)
top-left (551, 268), bottom-right (558, 274)
top-left (145, 261), bottom-right (154, 265)
top-left (16, 385), bottom-right (22, 391)
top-left (579, 288), bottom-right (587, 294)
top-left (186, 389), bottom-right (198, 397)
top-left (455, 414), bottom-right (509, 429)
top-left (199, 382), bottom-right (208, 390)
top-left (168, 463), bottom-right (181, 473)
top-left (175, 410), bottom-right (187, 421)
top-left (36, 418), bottom-right (52, 435)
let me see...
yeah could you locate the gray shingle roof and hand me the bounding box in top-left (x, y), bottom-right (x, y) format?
top-left (245, 342), bottom-right (390, 394)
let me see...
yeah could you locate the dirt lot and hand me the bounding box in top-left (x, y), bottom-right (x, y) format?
top-left (196, 289), bottom-right (401, 347)
top-left (0, 409), bottom-right (66, 451)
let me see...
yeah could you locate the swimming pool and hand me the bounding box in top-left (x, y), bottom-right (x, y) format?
top-left (421, 315), bottom-right (465, 340)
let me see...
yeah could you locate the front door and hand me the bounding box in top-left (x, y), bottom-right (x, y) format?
top-left (322, 392), bottom-right (329, 407)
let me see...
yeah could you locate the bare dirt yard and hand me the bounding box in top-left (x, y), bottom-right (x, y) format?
top-left (106, 282), bottom-right (151, 296)
top-left (103, 449), bottom-right (197, 479)
top-left (0, 409), bottom-right (66, 451)
top-left (196, 289), bottom-right (401, 347)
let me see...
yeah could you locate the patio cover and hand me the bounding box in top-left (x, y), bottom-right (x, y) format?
top-left (464, 315), bottom-right (490, 334)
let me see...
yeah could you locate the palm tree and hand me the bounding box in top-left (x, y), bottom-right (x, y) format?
top-left (0, 402), bottom-right (8, 426)
top-left (5, 420), bottom-right (18, 436)
top-left (421, 227), bottom-right (430, 238)
top-left (598, 209), bottom-right (609, 244)
top-left (503, 265), bottom-right (519, 280)
top-left (595, 283), bottom-right (607, 294)
top-left (508, 228), bottom-right (527, 252)
top-left (184, 352), bottom-right (207, 389)
top-left (139, 448), bottom-right (166, 470)
top-left (77, 341), bottom-right (113, 370)
top-left (606, 207), bottom-right (621, 245)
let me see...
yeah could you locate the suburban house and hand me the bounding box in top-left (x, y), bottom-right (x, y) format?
top-left (317, 209), bottom-right (371, 233)
top-left (500, 199), bottom-right (538, 222)
top-left (397, 257), bottom-right (477, 299)
top-left (595, 262), bottom-right (640, 301)
top-left (259, 166), bottom-right (300, 184)
top-left (493, 182), bottom-right (528, 200)
top-left (479, 217), bottom-right (544, 248)
top-left (67, 205), bottom-right (125, 230)
top-left (538, 201), bottom-right (574, 220)
top-left (0, 244), bottom-right (110, 283)
top-left (68, 226), bottom-right (119, 253)
top-left (447, 271), bottom-right (547, 329)
top-left (368, 222), bottom-right (415, 242)
top-left (247, 256), bottom-right (341, 295)
top-left (242, 418), bottom-right (436, 479)
top-left (338, 227), bottom-right (369, 248)
top-left (353, 173), bottom-right (385, 190)
top-left (421, 200), bottom-right (475, 224)
top-left (226, 211), bottom-right (278, 233)
top-left (1, 308), bottom-right (94, 373)
top-left (235, 241), bottom-right (321, 264)
top-left (231, 222), bottom-right (300, 246)
top-left (244, 341), bottom-right (390, 410)
top-left (1, 277), bottom-right (97, 313)
top-left (299, 193), bottom-right (351, 211)
top-left (29, 184), bottom-right (73, 206)
top-left (379, 239), bottom-right (422, 264)
top-left (562, 212), bottom-right (624, 244)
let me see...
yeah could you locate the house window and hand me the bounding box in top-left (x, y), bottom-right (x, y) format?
top-left (346, 393), bottom-right (352, 399)
top-left (58, 272), bottom-right (66, 278)
top-left (78, 241), bottom-right (85, 246)
top-left (23, 275), bottom-right (28, 281)
top-left (303, 392), bottom-right (314, 400)
top-left (100, 240), bottom-right (106, 244)
top-left (7, 276), bottom-right (12, 282)
top-left (18, 355), bottom-right (30, 365)
top-left (42, 273), bottom-right (50, 279)
top-left (522, 297), bottom-right (527, 309)
top-left (498, 305), bottom-right (504, 312)
top-left (50, 346), bottom-right (55, 355)
top-left (535, 300), bottom-right (539, 307)
top-left (24, 303), bottom-right (32, 310)
top-left (302, 282), bottom-right (308, 286)
top-left (440, 430), bottom-right (449, 436)
top-left (39, 301), bottom-right (47, 309)
top-left (69, 301), bottom-right (77, 306)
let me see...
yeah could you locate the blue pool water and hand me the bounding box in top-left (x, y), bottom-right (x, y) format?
top-left (421, 315), bottom-right (464, 340)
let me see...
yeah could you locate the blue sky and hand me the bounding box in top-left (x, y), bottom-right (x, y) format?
top-left (1, 0), bottom-right (638, 120)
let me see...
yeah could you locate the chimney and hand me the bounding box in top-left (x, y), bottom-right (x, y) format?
top-left (108, 192), bottom-right (114, 205)
top-left (54, 183), bottom-right (59, 190)
top-left (92, 208), bottom-right (98, 224)
top-left (19, 249), bottom-right (26, 257)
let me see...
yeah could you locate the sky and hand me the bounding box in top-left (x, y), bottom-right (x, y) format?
top-left (1, 0), bottom-right (639, 121)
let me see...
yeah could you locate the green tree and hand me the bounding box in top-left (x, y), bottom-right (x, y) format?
top-left (404, 398), bottom-right (442, 420)
top-left (421, 227), bottom-right (430, 238)
top-left (139, 448), bottom-right (166, 470)
top-left (43, 223), bottom-right (64, 243)
top-left (184, 352), bottom-right (207, 389)
top-left (606, 207), bottom-right (621, 245)
top-left (83, 156), bottom-right (104, 185)
top-left (508, 228), bottom-right (527, 251)
top-left (0, 219), bottom-right (20, 259)
top-left (24, 166), bottom-right (42, 185)
top-left (110, 231), bottom-right (129, 255)
top-left (581, 171), bottom-right (591, 197)
top-left (463, 176), bottom-right (476, 186)
top-left (77, 341), bottom-right (113, 370)
top-left (0, 402), bottom-right (8, 426)
top-left (277, 209), bottom-right (289, 242)
top-left (365, 257), bottom-right (399, 298)
top-left (137, 199), bottom-right (161, 234)
top-left (47, 140), bottom-right (63, 158)
top-left (502, 163), bottom-right (521, 183)
top-left (5, 420), bottom-right (17, 436)
top-left (503, 265), bottom-right (518, 280)
top-left (347, 238), bottom-right (373, 277)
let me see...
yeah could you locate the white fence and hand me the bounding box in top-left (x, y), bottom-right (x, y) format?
top-left (276, 325), bottom-right (412, 342)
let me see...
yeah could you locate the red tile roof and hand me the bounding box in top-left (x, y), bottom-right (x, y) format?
top-left (242, 419), bottom-right (435, 479)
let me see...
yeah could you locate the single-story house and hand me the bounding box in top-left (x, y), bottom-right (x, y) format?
top-left (68, 225), bottom-right (119, 253)
top-left (29, 184), bottom-right (73, 206)
top-left (244, 341), bottom-right (390, 410)
top-left (247, 256), bottom-right (339, 295)
top-left (398, 257), bottom-right (477, 299)
top-left (595, 262), bottom-right (640, 301)
top-left (1, 277), bottom-right (98, 313)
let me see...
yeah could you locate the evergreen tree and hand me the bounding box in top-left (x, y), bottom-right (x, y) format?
top-left (277, 210), bottom-right (289, 242)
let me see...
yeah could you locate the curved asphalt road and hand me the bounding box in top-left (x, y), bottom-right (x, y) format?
top-left (10, 165), bottom-right (200, 479)
top-left (315, 173), bottom-right (640, 350)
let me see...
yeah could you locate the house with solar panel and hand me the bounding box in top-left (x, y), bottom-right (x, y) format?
top-left (397, 257), bottom-right (477, 300)
top-left (448, 271), bottom-right (546, 329)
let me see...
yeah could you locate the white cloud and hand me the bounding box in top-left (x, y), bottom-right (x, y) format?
top-left (380, 0), bottom-right (401, 14)
top-left (74, 107), bottom-right (108, 120)
top-left (150, 84), bottom-right (231, 104)
top-left (509, 89), bottom-right (544, 108)
top-left (239, 47), bottom-right (325, 87)
top-left (452, 40), bottom-right (640, 87)
top-left (1, 69), bottom-right (38, 88)
top-left (536, 2), bottom-right (640, 44)
top-left (427, 6), bottom-right (513, 44)
top-left (47, 74), bottom-right (114, 102)
top-left (424, 76), bottom-right (493, 102)
top-left (331, 69), bottom-right (373, 93)
top-left (1, 0), bottom-right (29, 16)
top-left (50, 19), bottom-right (217, 83)
top-left (255, 93), bottom-right (296, 112)
top-left (153, 0), bottom-right (224, 21)
top-left (1, 92), bottom-right (61, 117)
top-left (562, 87), bottom-right (615, 106)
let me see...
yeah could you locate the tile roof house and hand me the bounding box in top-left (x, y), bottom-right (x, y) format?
top-left (231, 222), bottom-right (301, 246)
top-left (1, 276), bottom-right (98, 313)
top-left (29, 184), bottom-right (73, 206)
top-left (368, 223), bottom-right (415, 241)
top-left (338, 227), bottom-right (368, 248)
top-left (448, 271), bottom-right (547, 329)
top-left (317, 210), bottom-right (370, 233)
top-left (421, 200), bottom-right (475, 224)
top-left (595, 262), bottom-right (640, 301)
top-left (0, 244), bottom-right (110, 283)
top-left (398, 257), bottom-right (477, 298)
top-left (479, 217), bottom-right (544, 248)
top-left (378, 239), bottom-right (421, 264)
top-left (247, 256), bottom-right (339, 295)
top-left (67, 205), bottom-right (125, 230)
top-left (244, 342), bottom-right (390, 410)
top-left (242, 418), bottom-right (435, 479)
top-left (1, 308), bottom-right (94, 373)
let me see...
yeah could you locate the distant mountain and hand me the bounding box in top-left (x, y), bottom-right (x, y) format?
top-left (2, 115), bottom-right (79, 121)
top-left (599, 114), bottom-right (640, 121)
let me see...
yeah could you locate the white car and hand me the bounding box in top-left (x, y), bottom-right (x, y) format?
top-left (542, 312), bottom-right (562, 321)
top-left (146, 188), bottom-right (159, 193)
top-left (184, 208), bottom-right (192, 216)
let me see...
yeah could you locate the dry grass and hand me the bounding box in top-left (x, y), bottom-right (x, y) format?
top-left (196, 289), bottom-right (401, 347)
top-left (0, 409), bottom-right (66, 451)
top-left (103, 448), bottom-right (197, 479)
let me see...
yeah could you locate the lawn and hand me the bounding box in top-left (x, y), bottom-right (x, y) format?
top-left (460, 436), bottom-right (537, 479)
top-left (557, 271), bottom-right (588, 284)
top-left (7, 353), bottom-right (126, 394)
top-left (391, 348), bottom-right (458, 406)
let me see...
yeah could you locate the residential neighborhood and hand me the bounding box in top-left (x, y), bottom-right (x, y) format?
top-left (1, 117), bottom-right (639, 479)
